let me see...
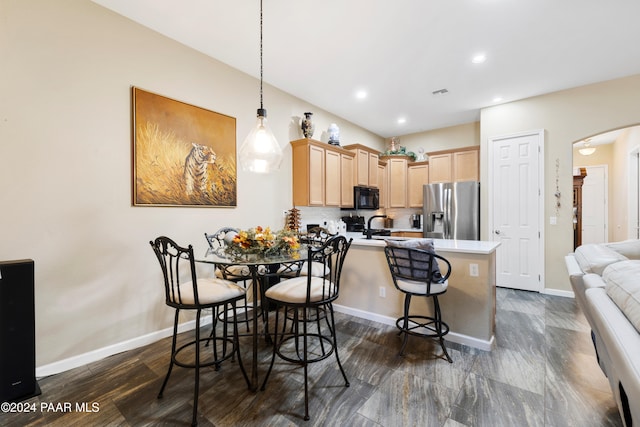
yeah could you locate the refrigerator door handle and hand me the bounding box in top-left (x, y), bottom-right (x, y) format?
top-left (444, 187), bottom-right (451, 239)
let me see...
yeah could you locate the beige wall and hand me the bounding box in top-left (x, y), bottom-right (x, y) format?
top-left (396, 121), bottom-right (480, 154)
top-left (480, 75), bottom-right (640, 292)
top-left (0, 0), bottom-right (383, 368)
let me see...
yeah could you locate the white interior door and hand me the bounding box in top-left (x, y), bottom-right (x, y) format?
top-left (489, 130), bottom-right (543, 292)
top-left (579, 165), bottom-right (608, 244)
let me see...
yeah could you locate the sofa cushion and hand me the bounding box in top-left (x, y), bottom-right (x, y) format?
top-left (606, 239), bottom-right (640, 260)
top-left (574, 243), bottom-right (628, 275)
top-left (603, 260), bottom-right (640, 333)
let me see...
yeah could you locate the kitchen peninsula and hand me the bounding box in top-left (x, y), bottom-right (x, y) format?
top-left (335, 234), bottom-right (500, 351)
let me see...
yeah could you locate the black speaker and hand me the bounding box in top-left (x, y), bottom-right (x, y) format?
top-left (0, 259), bottom-right (40, 402)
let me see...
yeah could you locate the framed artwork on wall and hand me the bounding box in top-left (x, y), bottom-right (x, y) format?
top-left (132, 87), bottom-right (237, 207)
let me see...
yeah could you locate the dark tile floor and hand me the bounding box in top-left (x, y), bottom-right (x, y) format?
top-left (0, 288), bottom-right (623, 426)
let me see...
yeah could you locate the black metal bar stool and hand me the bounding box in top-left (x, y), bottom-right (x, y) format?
top-left (384, 240), bottom-right (453, 362)
top-left (260, 235), bottom-right (352, 421)
top-left (150, 236), bottom-right (249, 426)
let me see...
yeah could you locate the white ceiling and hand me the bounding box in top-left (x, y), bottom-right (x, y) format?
top-left (93, 0), bottom-right (640, 138)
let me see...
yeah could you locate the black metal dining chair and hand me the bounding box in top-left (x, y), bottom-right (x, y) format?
top-left (205, 227), bottom-right (255, 333)
top-left (260, 235), bottom-right (352, 421)
top-left (384, 240), bottom-right (453, 362)
top-left (279, 226), bottom-right (335, 278)
top-left (150, 236), bottom-right (249, 426)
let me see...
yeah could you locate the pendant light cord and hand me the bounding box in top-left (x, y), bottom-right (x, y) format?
top-left (259, 0), bottom-right (264, 111)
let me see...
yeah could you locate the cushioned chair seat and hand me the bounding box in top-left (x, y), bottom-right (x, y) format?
top-left (396, 279), bottom-right (448, 295)
top-left (176, 278), bottom-right (246, 305)
top-left (265, 276), bottom-right (336, 304)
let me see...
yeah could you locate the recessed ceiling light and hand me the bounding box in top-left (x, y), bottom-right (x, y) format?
top-left (397, 117), bottom-right (406, 124)
top-left (355, 90), bottom-right (367, 100)
top-left (492, 96), bottom-right (503, 103)
top-left (472, 53), bottom-right (486, 64)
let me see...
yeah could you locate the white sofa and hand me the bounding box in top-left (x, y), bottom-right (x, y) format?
top-left (565, 240), bottom-right (640, 427)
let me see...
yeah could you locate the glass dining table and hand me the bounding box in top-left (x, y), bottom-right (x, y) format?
top-left (196, 247), bottom-right (308, 391)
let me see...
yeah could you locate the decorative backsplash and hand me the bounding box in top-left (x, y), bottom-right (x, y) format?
top-left (294, 206), bottom-right (422, 231)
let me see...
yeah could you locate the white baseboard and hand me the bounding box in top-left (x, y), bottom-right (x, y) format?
top-left (38, 302), bottom-right (499, 378)
top-left (36, 317), bottom-right (210, 378)
top-left (333, 303), bottom-right (495, 352)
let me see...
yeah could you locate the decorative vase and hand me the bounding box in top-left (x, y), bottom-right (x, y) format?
top-left (328, 123), bottom-right (340, 146)
top-left (301, 112), bottom-right (315, 139)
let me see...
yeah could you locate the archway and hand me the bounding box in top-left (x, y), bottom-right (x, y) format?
top-left (572, 125), bottom-right (640, 246)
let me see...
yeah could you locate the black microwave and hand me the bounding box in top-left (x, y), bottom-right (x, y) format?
top-left (354, 186), bottom-right (379, 210)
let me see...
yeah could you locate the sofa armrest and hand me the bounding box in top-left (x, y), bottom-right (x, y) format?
top-left (565, 254), bottom-right (583, 276)
top-left (586, 288), bottom-right (640, 426)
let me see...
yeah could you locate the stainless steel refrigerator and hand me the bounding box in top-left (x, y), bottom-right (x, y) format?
top-left (423, 181), bottom-right (480, 240)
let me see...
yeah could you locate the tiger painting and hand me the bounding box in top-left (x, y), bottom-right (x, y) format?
top-left (183, 142), bottom-right (217, 197)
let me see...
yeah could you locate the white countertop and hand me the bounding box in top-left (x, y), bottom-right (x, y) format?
top-left (344, 232), bottom-right (500, 255)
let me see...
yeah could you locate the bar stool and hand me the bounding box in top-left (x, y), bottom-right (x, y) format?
top-left (384, 239), bottom-right (453, 362)
top-left (205, 228), bottom-right (255, 333)
top-left (150, 236), bottom-right (249, 426)
top-left (261, 235), bottom-right (352, 421)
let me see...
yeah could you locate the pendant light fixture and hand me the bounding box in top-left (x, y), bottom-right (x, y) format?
top-left (238, 0), bottom-right (282, 173)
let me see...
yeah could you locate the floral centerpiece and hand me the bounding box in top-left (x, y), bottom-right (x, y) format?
top-left (225, 226), bottom-right (301, 260)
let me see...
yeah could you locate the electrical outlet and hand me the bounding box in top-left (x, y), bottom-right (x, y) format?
top-left (469, 263), bottom-right (479, 277)
top-left (379, 286), bottom-right (386, 298)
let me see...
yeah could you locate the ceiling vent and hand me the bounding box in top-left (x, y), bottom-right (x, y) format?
top-left (432, 88), bottom-right (449, 95)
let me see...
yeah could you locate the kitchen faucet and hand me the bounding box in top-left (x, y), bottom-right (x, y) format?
top-left (366, 215), bottom-right (387, 239)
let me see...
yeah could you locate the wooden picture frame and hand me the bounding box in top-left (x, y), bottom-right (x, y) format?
top-left (132, 87), bottom-right (237, 207)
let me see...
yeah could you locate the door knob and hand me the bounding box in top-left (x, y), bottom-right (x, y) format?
top-left (494, 230), bottom-right (501, 235)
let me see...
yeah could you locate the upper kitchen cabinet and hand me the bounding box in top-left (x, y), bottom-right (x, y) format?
top-left (377, 159), bottom-right (388, 208)
top-left (324, 149), bottom-right (341, 206)
top-left (291, 139), bottom-right (355, 207)
top-left (407, 161), bottom-right (429, 207)
top-left (428, 146), bottom-right (479, 183)
top-left (343, 144), bottom-right (379, 188)
top-left (381, 155), bottom-right (411, 208)
top-left (339, 152), bottom-right (355, 208)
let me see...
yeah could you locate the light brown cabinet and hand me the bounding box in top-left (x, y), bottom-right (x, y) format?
top-left (391, 231), bottom-right (423, 238)
top-left (291, 139), bottom-right (355, 207)
top-left (324, 149), bottom-right (341, 206)
top-left (428, 146), bottom-right (479, 183)
top-left (383, 156), bottom-right (410, 208)
top-left (407, 161), bottom-right (429, 207)
top-left (377, 160), bottom-right (388, 208)
top-left (340, 153), bottom-right (355, 208)
top-left (343, 144), bottom-right (379, 187)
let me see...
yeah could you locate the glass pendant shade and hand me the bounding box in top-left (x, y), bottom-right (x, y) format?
top-left (578, 139), bottom-right (596, 156)
top-left (578, 146), bottom-right (596, 156)
top-left (239, 109), bottom-right (283, 173)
